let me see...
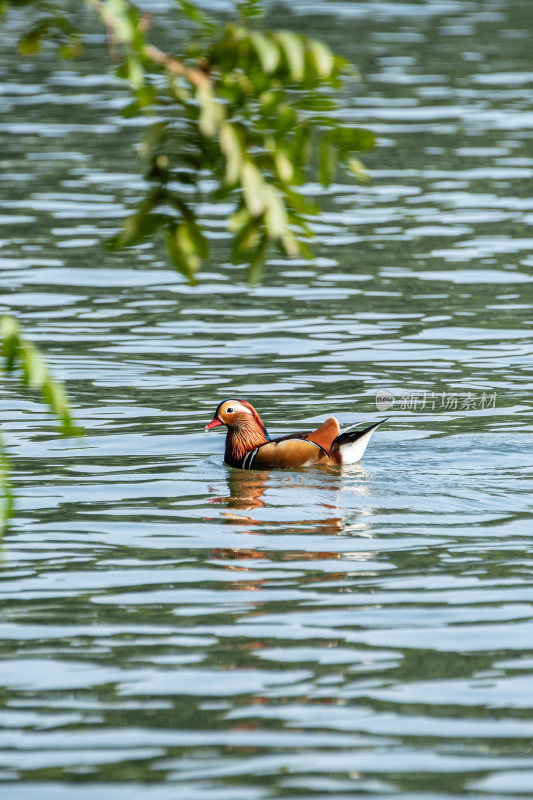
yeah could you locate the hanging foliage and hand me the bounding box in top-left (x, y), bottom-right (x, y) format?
top-left (0, 316), bottom-right (79, 531)
top-left (2, 0), bottom-right (374, 282)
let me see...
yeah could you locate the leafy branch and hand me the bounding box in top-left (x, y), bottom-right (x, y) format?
top-left (2, 0), bottom-right (375, 282)
top-left (0, 316), bottom-right (80, 531)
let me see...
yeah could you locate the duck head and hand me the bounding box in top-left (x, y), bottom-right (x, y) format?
top-left (205, 399), bottom-right (269, 467)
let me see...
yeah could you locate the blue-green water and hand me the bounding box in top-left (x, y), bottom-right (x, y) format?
top-left (1, 1), bottom-right (532, 797)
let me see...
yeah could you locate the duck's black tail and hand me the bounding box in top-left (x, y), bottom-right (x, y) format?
top-left (330, 419), bottom-right (388, 464)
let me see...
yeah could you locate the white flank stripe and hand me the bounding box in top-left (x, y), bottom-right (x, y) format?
top-left (243, 448), bottom-right (258, 469)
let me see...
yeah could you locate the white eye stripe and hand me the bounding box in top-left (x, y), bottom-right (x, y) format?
top-left (225, 403), bottom-right (252, 415)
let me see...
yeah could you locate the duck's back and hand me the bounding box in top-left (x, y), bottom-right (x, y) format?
top-left (240, 417), bottom-right (340, 469)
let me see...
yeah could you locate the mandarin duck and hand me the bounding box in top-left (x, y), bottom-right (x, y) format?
top-left (205, 399), bottom-right (386, 469)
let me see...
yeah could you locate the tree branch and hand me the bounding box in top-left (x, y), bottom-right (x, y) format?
top-left (143, 44), bottom-right (211, 90)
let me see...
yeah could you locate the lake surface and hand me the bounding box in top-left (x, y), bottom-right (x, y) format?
top-left (1, 0), bottom-right (532, 797)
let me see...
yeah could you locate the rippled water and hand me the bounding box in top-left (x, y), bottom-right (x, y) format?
top-left (1, 1), bottom-right (532, 797)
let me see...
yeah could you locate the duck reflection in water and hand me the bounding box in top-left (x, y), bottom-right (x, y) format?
top-left (209, 466), bottom-right (372, 571)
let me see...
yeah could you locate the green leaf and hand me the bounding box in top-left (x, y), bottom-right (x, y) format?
top-left (220, 122), bottom-right (243, 185)
top-left (228, 206), bottom-right (250, 235)
top-left (0, 431), bottom-right (14, 534)
top-left (275, 104), bottom-right (297, 136)
top-left (281, 228), bottom-right (300, 258)
top-left (42, 379), bottom-right (77, 435)
top-left (275, 31), bottom-right (305, 81)
top-left (135, 84), bottom-right (156, 109)
top-left (286, 188), bottom-right (319, 216)
top-left (348, 156), bottom-right (370, 182)
top-left (242, 161), bottom-right (266, 217)
top-left (59, 34), bottom-right (82, 59)
top-left (20, 341), bottom-right (47, 389)
top-left (295, 93), bottom-right (336, 112)
top-left (291, 235), bottom-right (313, 259)
top-left (250, 32), bottom-right (280, 74)
top-left (246, 234), bottom-right (269, 284)
top-left (110, 209), bottom-right (167, 249)
top-left (335, 126), bottom-right (375, 152)
top-left (237, 0), bottom-right (264, 19)
top-left (1, 314), bottom-right (20, 371)
top-left (231, 214), bottom-right (260, 259)
top-left (1, 314), bottom-right (80, 529)
top-left (175, 0), bottom-right (216, 30)
top-left (263, 186), bottom-right (288, 238)
top-left (178, 223), bottom-right (201, 277)
top-left (259, 89), bottom-right (284, 115)
top-left (18, 28), bottom-right (42, 55)
top-left (197, 86), bottom-right (224, 138)
top-left (308, 38), bottom-right (335, 78)
top-left (164, 223), bottom-right (200, 283)
top-left (291, 124), bottom-right (312, 172)
top-left (127, 55), bottom-right (144, 89)
top-left (2, 316), bottom-right (79, 436)
top-left (140, 122), bottom-right (169, 158)
top-left (183, 214), bottom-right (209, 259)
top-left (274, 150), bottom-right (294, 183)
